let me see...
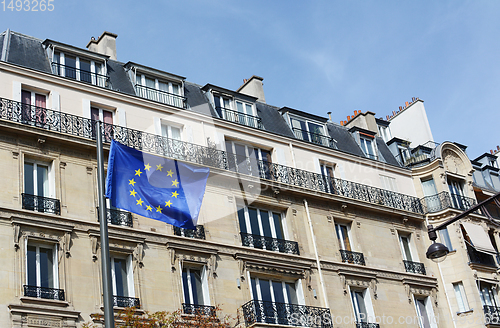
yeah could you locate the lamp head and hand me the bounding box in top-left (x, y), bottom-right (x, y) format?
top-left (426, 241), bottom-right (449, 263)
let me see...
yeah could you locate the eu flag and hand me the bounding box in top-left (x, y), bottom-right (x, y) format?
top-left (105, 140), bottom-right (209, 229)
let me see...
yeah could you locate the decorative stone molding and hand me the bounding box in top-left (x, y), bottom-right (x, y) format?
top-left (12, 151), bottom-right (19, 159)
top-left (134, 243), bottom-right (144, 268)
top-left (91, 236), bottom-right (98, 261)
top-left (63, 232), bottom-right (71, 257)
top-left (14, 224), bottom-right (21, 251)
top-left (235, 253), bottom-right (310, 278)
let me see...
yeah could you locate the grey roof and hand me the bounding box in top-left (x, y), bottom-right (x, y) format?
top-left (7, 32), bottom-right (51, 73)
top-left (376, 137), bottom-right (400, 166)
top-left (107, 60), bottom-right (135, 95)
top-left (256, 102), bottom-right (295, 138)
top-left (326, 123), bottom-right (365, 157)
top-left (185, 82), bottom-right (215, 117)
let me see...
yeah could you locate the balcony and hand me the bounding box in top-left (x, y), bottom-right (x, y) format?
top-left (51, 62), bottom-right (109, 88)
top-left (216, 107), bottom-right (264, 129)
top-left (97, 207), bottom-right (133, 227)
top-left (22, 193), bottom-right (61, 215)
top-left (182, 303), bottom-right (216, 316)
top-left (173, 225), bottom-right (205, 239)
top-left (421, 191), bottom-right (477, 214)
top-left (135, 84), bottom-right (186, 109)
top-left (23, 285), bottom-right (65, 301)
top-left (114, 295), bottom-right (140, 308)
top-left (242, 300), bottom-right (332, 328)
top-left (0, 97), bottom-right (424, 215)
top-left (339, 250), bottom-right (365, 266)
top-left (356, 323), bottom-right (380, 328)
top-left (240, 232), bottom-right (300, 255)
top-left (467, 245), bottom-right (497, 267)
top-left (403, 260), bottom-right (426, 275)
top-left (483, 305), bottom-right (500, 324)
top-left (292, 127), bottom-right (336, 149)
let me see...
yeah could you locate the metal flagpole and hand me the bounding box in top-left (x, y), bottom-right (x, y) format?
top-left (96, 121), bottom-right (115, 327)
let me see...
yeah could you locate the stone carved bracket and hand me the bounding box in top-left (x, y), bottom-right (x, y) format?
top-left (91, 236), bottom-right (99, 261)
top-left (14, 224), bottom-right (21, 251)
top-left (134, 243), bottom-right (144, 268)
top-left (170, 249), bottom-right (176, 272)
top-left (63, 232), bottom-right (71, 257)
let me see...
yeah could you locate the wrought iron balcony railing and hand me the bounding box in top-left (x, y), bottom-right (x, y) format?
top-left (216, 106), bottom-right (264, 129)
top-left (173, 225), bottom-right (206, 239)
top-left (240, 232), bottom-right (300, 255)
top-left (483, 305), bottom-right (500, 324)
top-left (22, 193), bottom-right (61, 215)
top-left (242, 300), bottom-right (332, 328)
top-left (403, 260), bottom-right (426, 275)
top-left (97, 207), bottom-right (133, 227)
top-left (182, 303), bottom-right (216, 316)
top-left (356, 323), bottom-right (380, 328)
top-left (23, 285), bottom-right (65, 301)
top-left (0, 97), bottom-right (424, 214)
top-left (114, 295), bottom-right (140, 308)
top-left (421, 191), bottom-right (477, 214)
top-left (467, 245), bottom-right (497, 267)
top-left (339, 249), bottom-right (366, 266)
top-left (51, 62), bottom-right (109, 88)
top-left (292, 127), bottom-right (336, 149)
top-left (135, 84), bottom-right (186, 109)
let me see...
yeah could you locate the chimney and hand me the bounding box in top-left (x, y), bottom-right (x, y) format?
top-left (237, 75), bottom-right (266, 103)
top-left (327, 112), bottom-right (332, 122)
top-left (87, 31), bottom-right (118, 60)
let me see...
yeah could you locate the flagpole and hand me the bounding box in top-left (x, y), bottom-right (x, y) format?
top-left (96, 121), bottom-right (115, 327)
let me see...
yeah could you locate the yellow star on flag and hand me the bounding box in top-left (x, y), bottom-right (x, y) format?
top-left (165, 200), bottom-right (172, 208)
top-left (171, 191), bottom-right (179, 198)
top-left (144, 163), bottom-right (151, 171)
top-left (156, 205), bottom-right (162, 213)
top-left (129, 179), bottom-right (136, 186)
top-left (166, 169), bottom-right (174, 177)
top-left (136, 198), bottom-right (144, 206)
top-left (146, 205), bottom-right (152, 211)
top-left (171, 179), bottom-right (179, 187)
top-left (156, 164), bottom-right (163, 171)
top-left (129, 189), bottom-right (137, 197)
top-left (135, 169), bottom-right (142, 177)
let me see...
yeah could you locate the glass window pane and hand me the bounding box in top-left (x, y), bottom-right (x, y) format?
top-left (158, 81), bottom-right (169, 92)
top-left (27, 245), bottom-right (37, 286)
top-left (245, 104), bottom-right (253, 115)
top-left (439, 229), bottom-right (453, 251)
top-left (248, 208), bottom-right (260, 236)
top-left (259, 279), bottom-right (272, 302)
top-left (401, 236), bottom-right (412, 261)
top-left (307, 122), bottom-right (324, 136)
top-left (272, 281), bottom-right (285, 303)
top-left (356, 291), bottom-right (368, 322)
top-left (260, 210), bottom-right (272, 238)
top-left (37, 164), bottom-right (48, 197)
top-left (172, 84), bottom-right (180, 95)
top-left (170, 127), bottom-right (181, 140)
top-left (24, 163), bottom-right (34, 195)
top-left (39, 247), bottom-right (53, 288)
top-left (182, 268), bottom-right (191, 304)
top-left (237, 206), bottom-right (247, 234)
top-left (191, 269), bottom-right (203, 305)
top-left (103, 110), bottom-right (113, 124)
top-left (79, 59), bottom-right (91, 83)
top-left (273, 213), bottom-right (283, 240)
top-left (417, 299), bottom-right (431, 328)
top-left (250, 278), bottom-right (258, 300)
top-left (236, 101), bottom-right (244, 113)
top-left (114, 259), bottom-right (127, 296)
top-left (286, 282), bottom-right (298, 304)
top-left (145, 77), bottom-right (155, 88)
top-left (64, 56), bottom-right (76, 79)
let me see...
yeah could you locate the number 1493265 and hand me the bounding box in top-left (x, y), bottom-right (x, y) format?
top-left (2, 0), bottom-right (54, 11)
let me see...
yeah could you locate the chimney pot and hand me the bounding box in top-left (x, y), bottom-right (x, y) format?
top-left (347, 116), bottom-right (351, 121)
top-left (386, 115), bottom-right (390, 120)
top-left (340, 121), bottom-right (344, 126)
top-left (405, 102), bottom-right (409, 106)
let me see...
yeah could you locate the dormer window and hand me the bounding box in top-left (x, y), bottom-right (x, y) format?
top-left (360, 136), bottom-right (376, 160)
top-left (213, 94), bottom-right (262, 129)
top-left (52, 52), bottom-right (106, 87)
top-left (135, 74), bottom-right (184, 108)
top-left (290, 117), bottom-right (334, 148)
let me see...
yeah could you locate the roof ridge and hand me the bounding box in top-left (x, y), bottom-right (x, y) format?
top-left (10, 30), bottom-right (45, 42)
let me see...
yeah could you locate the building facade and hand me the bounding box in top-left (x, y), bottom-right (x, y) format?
top-left (0, 30), bottom-right (454, 328)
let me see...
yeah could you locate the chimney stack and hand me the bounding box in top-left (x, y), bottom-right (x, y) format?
top-left (87, 31), bottom-right (118, 60)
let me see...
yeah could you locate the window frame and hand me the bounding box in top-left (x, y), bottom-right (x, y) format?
top-left (24, 158), bottom-right (53, 198)
top-left (110, 255), bottom-right (135, 298)
top-left (289, 116), bottom-right (327, 144)
top-left (135, 73), bottom-right (183, 96)
top-left (335, 222), bottom-right (353, 252)
top-left (25, 239), bottom-right (59, 290)
top-left (161, 122), bottom-right (183, 141)
top-left (53, 51), bottom-right (105, 86)
top-left (181, 264), bottom-right (210, 306)
top-left (453, 282), bottom-right (470, 313)
top-left (399, 233), bottom-right (418, 262)
top-left (237, 205), bottom-right (288, 241)
top-left (414, 295), bottom-right (437, 328)
top-left (439, 228), bottom-right (454, 252)
top-left (359, 136), bottom-right (376, 159)
top-left (349, 287), bottom-right (376, 324)
top-left (249, 276), bottom-right (305, 306)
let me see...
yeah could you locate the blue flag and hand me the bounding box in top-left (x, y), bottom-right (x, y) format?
top-left (105, 140), bottom-right (209, 229)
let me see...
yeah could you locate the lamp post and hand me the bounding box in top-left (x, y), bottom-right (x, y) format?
top-left (426, 191), bottom-right (500, 262)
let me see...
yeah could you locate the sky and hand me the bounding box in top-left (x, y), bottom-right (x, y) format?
top-left (2, 0), bottom-right (499, 159)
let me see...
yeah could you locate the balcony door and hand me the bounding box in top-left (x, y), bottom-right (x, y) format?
top-left (26, 243), bottom-right (59, 298)
top-left (238, 206), bottom-right (286, 252)
top-left (448, 179), bottom-right (465, 209)
top-left (421, 178), bottom-right (439, 211)
top-left (335, 223), bottom-right (352, 252)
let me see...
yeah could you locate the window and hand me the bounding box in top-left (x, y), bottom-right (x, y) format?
top-left (213, 94), bottom-right (231, 118)
top-left (447, 178), bottom-right (466, 210)
top-left (91, 107), bottom-right (113, 141)
top-left (161, 124), bottom-right (182, 141)
top-left (182, 266), bottom-right (210, 308)
top-left (335, 223), bottom-right (352, 252)
top-left (111, 256), bottom-right (135, 303)
top-left (360, 137), bottom-right (376, 159)
top-left (380, 175), bottom-right (398, 192)
top-left (290, 117), bottom-right (329, 147)
top-left (453, 282), bottom-right (470, 313)
top-left (414, 296), bottom-right (437, 328)
top-left (225, 140), bottom-right (271, 177)
top-left (21, 89), bottom-right (46, 125)
top-left (438, 228), bottom-right (453, 252)
top-left (421, 178), bottom-right (439, 211)
top-left (398, 146), bottom-right (411, 164)
top-left (24, 161), bottom-right (49, 199)
top-left (479, 281), bottom-right (500, 308)
top-left (320, 163), bottom-right (335, 194)
top-left (52, 52), bottom-right (105, 87)
top-left (350, 288), bottom-right (376, 325)
top-left (377, 125), bottom-right (391, 142)
top-left (238, 205), bottom-right (291, 253)
top-left (399, 234), bottom-right (414, 262)
top-left (135, 73), bottom-right (183, 108)
top-left (25, 242), bottom-right (60, 299)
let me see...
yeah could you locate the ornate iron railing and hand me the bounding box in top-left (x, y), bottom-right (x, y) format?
top-left (22, 193), bottom-right (61, 215)
top-left (173, 225), bottom-right (206, 239)
top-left (421, 191), bottom-right (477, 214)
top-left (51, 62), bottom-right (108, 88)
top-left (242, 300), bottom-right (332, 328)
top-left (135, 84), bottom-right (186, 109)
top-left (0, 97), bottom-right (424, 214)
top-left (240, 232), bottom-right (300, 255)
top-left (339, 249), bottom-right (366, 266)
top-left (467, 245), bottom-right (497, 267)
top-left (216, 107), bottom-right (264, 129)
top-left (114, 295), bottom-right (140, 308)
top-left (356, 323), bottom-right (380, 328)
top-left (23, 285), bottom-right (65, 301)
top-left (182, 303), bottom-right (216, 316)
top-left (484, 305), bottom-right (500, 324)
top-left (292, 127), bottom-right (336, 149)
top-left (97, 207), bottom-right (133, 227)
top-left (403, 260), bottom-right (426, 275)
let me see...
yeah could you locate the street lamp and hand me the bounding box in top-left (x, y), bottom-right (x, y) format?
top-left (425, 191), bottom-right (500, 262)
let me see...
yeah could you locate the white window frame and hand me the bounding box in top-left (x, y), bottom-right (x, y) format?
top-left (180, 264), bottom-right (210, 306)
top-left (478, 281), bottom-right (500, 308)
top-left (238, 205), bottom-right (289, 241)
top-left (135, 74), bottom-right (182, 96)
top-left (399, 233), bottom-right (418, 262)
top-left (453, 282), bottom-right (470, 313)
top-left (91, 106), bottom-right (114, 122)
top-left (377, 125), bottom-right (391, 142)
top-left (24, 159), bottom-right (54, 198)
top-left (249, 276), bottom-right (305, 305)
top-left (110, 255), bottom-right (135, 298)
top-left (289, 116), bottom-right (327, 142)
top-left (53, 52), bottom-right (105, 86)
top-left (360, 136), bottom-right (376, 159)
top-left (21, 89), bottom-right (47, 108)
top-left (335, 223), bottom-right (353, 251)
top-left (414, 295), bottom-right (437, 328)
top-left (380, 175), bottom-right (398, 192)
top-left (161, 123), bottom-right (182, 141)
top-left (25, 239), bottom-right (59, 291)
top-left (349, 286), bottom-right (376, 324)
top-left (439, 228), bottom-right (454, 252)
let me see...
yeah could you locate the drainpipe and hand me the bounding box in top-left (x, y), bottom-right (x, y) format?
top-left (304, 199), bottom-right (329, 308)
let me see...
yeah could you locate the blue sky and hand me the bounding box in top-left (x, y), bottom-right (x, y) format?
top-left (2, 0), bottom-right (499, 158)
